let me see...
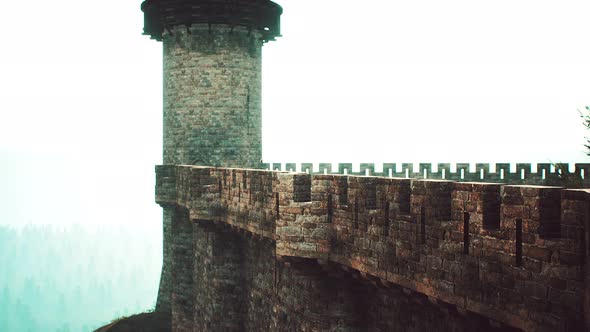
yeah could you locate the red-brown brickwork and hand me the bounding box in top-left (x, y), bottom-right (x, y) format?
top-left (156, 165), bottom-right (590, 331)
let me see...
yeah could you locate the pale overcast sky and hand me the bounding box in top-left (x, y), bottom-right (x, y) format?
top-left (0, 0), bottom-right (589, 227)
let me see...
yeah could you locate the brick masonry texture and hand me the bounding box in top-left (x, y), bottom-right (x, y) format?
top-left (163, 24), bottom-right (263, 168)
top-left (143, 2), bottom-right (590, 331)
top-left (156, 23), bottom-right (264, 314)
top-left (156, 165), bottom-right (590, 331)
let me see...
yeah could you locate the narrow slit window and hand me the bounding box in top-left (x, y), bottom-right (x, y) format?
top-left (516, 218), bottom-right (523, 267)
top-left (420, 206), bottom-right (426, 244)
top-left (384, 201), bottom-right (390, 237)
top-left (275, 193), bottom-right (280, 220)
top-left (463, 212), bottom-right (470, 255)
top-left (327, 194), bottom-right (333, 223)
top-left (354, 198), bottom-right (359, 229)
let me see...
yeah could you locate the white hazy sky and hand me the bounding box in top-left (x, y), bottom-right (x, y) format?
top-left (0, 0), bottom-right (589, 227)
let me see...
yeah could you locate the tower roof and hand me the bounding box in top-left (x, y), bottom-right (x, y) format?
top-left (141, 0), bottom-right (283, 42)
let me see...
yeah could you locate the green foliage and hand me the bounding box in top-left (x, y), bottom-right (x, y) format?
top-left (580, 106), bottom-right (590, 156)
top-left (552, 162), bottom-right (583, 189)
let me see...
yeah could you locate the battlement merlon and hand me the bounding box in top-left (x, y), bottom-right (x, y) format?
top-left (141, 0), bottom-right (283, 42)
top-left (262, 162), bottom-right (590, 187)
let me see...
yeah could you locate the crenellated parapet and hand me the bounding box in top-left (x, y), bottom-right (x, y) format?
top-left (156, 165), bottom-right (590, 331)
top-left (262, 162), bottom-right (590, 187)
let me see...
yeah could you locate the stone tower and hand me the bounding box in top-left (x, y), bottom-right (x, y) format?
top-left (141, 0), bottom-right (282, 314)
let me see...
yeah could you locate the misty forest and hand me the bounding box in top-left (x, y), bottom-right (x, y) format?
top-left (0, 224), bottom-right (161, 332)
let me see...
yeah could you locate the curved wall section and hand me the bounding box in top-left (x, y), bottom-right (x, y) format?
top-left (141, 0), bottom-right (282, 42)
top-left (163, 24), bottom-right (263, 168)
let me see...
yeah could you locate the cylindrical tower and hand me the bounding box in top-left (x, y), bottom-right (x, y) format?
top-left (143, 0), bottom-right (282, 167)
top-left (142, 0), bottom-right (282, 314)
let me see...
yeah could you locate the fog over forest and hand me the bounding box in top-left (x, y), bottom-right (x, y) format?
top-left (1, 0), bottom-right (590, 330)
top-left (0, 223), bottom-right (160, 331)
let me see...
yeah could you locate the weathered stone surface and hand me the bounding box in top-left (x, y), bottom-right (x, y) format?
top-left (162, 25), bottom-right (263, 168)
top-left (155, 166), bottom-right (590, 331)
top-left (144, 4), bottom-right (590, 331)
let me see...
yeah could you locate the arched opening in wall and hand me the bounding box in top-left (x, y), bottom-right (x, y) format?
top-left (332, 267), bottom-right (524, 331)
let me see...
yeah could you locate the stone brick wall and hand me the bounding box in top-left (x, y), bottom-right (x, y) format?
top-left (163, 24), bottom-right (263, 168)
top-left (156, 165), bottom-right (590, 331)
top-left (156, 23), bottom-right (263, 311)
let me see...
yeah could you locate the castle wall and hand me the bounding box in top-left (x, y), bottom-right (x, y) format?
top-left (155, 208), bottom-right (173, 312)
top-left (156, 23), bottom-right (264, 314)
top-left (193, 223), bottom-right (245, 331)
top-left (156, 165), bottom-right (590, 331)
top-left (170, 207), bottom-right (194, 331)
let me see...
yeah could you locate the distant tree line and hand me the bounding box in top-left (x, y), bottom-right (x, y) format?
top-left (0, 224), bottom-right (160, 332)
